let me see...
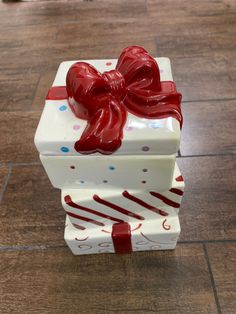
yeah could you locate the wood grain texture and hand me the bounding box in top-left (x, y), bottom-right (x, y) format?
top-left (0, 111), bottom-right (40, 163)
top-left (178, 155), bottom-right (236, 241)
top-left (1, 0), bottom-right (236, 109)
top-left (0, 0), bottom-right (236, 312)
top-left (0, 166), bottom-right (9, 195)
top-left (0, 245), bottom-right (217, 314)
top-left (0, 165), bottom-right (64, 247)
top-left (207, 243), bottom-right (236, 314)
top-left (180, 100), bottom-right (236, 156)
top-left (0, 0), bottom-right (147, 27)
top-left (0, 71), bottom-right (40, 111)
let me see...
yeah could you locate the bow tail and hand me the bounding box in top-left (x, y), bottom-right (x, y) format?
top-left (74, 98), bottom-right (127, 154)
top-left (125, 89), bottom-right (183, 128)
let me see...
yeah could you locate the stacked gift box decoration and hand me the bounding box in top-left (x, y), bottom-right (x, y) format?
top-left (35, 46), bottom-right (184, 255)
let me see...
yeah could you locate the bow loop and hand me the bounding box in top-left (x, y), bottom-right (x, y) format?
top-left (66, 62), bottom-right (108, 120)
top-left (116, 46), bottom-right (162, 91)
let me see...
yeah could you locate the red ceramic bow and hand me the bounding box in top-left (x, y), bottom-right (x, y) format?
top-left (48, 46), bottom-right (182, 154)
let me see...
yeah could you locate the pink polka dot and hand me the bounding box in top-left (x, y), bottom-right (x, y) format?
top-left (106, 62), bottom-right (112, 66)
top-left (73, 124), bottom-right (81, 130)
top-left (125, 126), bottom-right (133, 131)
top-left (160, 69), bottom-right (164, 73)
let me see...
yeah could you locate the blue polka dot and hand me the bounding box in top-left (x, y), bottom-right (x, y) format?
top-left (109, 166), bottom-right (115, 170)
top-left (80, 180), bottom-right (85, 184)
top-left (150, 122), bottom-right (160, 129)
top-left (60, 146), bottom-right (69, 153)
top-left (59, 105), bottom-right (67, 111)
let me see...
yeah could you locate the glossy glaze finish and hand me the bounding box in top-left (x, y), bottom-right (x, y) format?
top-left (35, 58), bottom-right (181, 156)
top-left (45, 47), bottom-right (182, 155)
top-left (40, 154), bottom-right (176, 191)
top-left (64, 163), bottom-right (184, 255)
top-left (64, 214), bottom-right (180, 255)
top-left (61, 163), bottom-right (184, 230)
top-left (64, 46), bottom-right (182, 154)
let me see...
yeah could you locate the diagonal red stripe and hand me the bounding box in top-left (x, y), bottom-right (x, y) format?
top-left (169, 188), bottom-right (183, 196)
top-left (93, 195), bottom-right (144, 220)
top-left (122, 191), bottom-right (168, 216)
top-left (64, 195), bottom-right (124, 223)
top-left (72, 223), bottom-right (86, 230)
top-left (150, 191), bottom-right (180, 208)
top-left (66, 211), bottom-right (104, 226)
top-left (175, 175), bottom-right (184, 182)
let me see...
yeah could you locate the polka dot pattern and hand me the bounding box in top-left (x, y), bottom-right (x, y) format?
top-left (73, 124), bottom-right (81, 130)
top-left (125, 126), bottom-right (133, 131)
top-left (142, 146), bottom-right (150, 152)
top-left (149, 122), bottom-right (160, 129)
top-left (60, 147), bottom-right (69, 153)
top-left (106, 62), bottom-right (112, 66)
top-left (109, 166), bottom-right (115, 170)
top-left (59, 105), bottom-right (67, 111)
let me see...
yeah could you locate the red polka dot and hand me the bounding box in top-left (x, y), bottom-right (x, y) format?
top-left (106, 62), bottom-right (112, 66)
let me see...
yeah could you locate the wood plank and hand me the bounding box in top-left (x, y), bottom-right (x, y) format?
top-left (148, 0), bottom-right (236, 15)
top-left (180, 100), bottom-right (236, 156)
top-left (178, 155), bottom-right (236, 241)
top-left (0, 71), bottom-right (40, 111)
top-left (0, 111), bottom-right (40, 163)
top-left (0, 0), bottom-right (147, 27)
top-left (0, 244), bottom-right (217, 313)
top-left (1, 0), bottom-right (235, 105)
top-left (171, 54), bottom-right (236, 102)
top-left (148, 0), bottom-right (236, 101)
top-left (0, 24), bottom-right (57, 49)
top-left (0, 39), bottom-right (157, 73)
top-left (207, 243), bottom-right (236, 314)
top-left (0, 165), bottom-right (64, 247)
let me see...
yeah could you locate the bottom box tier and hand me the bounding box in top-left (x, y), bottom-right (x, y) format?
top-left (64, 215), bottom-right (181, 255)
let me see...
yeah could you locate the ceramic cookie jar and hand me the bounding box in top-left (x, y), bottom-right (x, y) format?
top-left (34, 46), bottom-right (184, 255)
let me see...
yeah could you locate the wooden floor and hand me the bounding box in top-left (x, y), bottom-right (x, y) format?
top-left (0, 0), bottom-right (236, 313)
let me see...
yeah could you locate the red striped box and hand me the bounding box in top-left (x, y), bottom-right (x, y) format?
top-left (63, 164), bottom-right (184, 255)
top-left (61, 164), bottom-right (184, 231)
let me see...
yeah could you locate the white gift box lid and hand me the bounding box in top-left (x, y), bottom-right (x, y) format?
top-left (34, 58), bottom-right (181, 156)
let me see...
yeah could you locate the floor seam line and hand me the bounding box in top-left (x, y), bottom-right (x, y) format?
top-left (203, 244), bottom-right (222, 314)
top-left (0, 165), bottom-right (12, 204)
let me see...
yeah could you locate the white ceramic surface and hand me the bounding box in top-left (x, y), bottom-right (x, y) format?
top-left (40, 154), bottom-right (176, 190)
top-left (64, 214), bottom-right (180, 255)
top-left (34, 58), bottom-right (181, 156)
top-left (61, 163), bottom-right (184, 228)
